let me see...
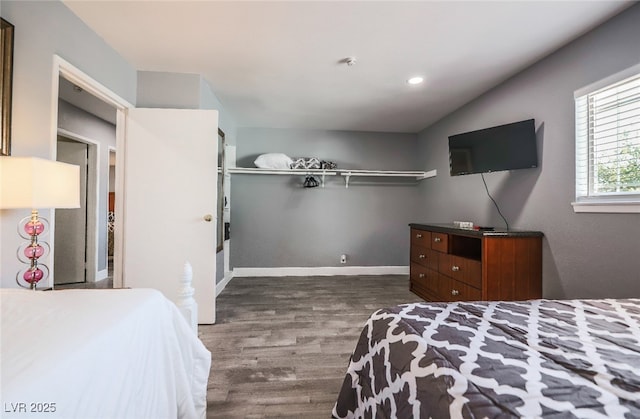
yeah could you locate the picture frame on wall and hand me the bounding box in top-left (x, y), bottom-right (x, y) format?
top-left (1, 18), bottom-right (14, 156)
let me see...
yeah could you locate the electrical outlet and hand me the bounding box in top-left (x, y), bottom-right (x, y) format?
top-left (340, 254), bottom-right (347, 264)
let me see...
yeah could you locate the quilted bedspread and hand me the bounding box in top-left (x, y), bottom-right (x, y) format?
top-left (332, 299), bottom-right (640, 419)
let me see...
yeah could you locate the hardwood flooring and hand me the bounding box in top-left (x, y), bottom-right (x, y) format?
top-left (200, 275), bottom-right (418, 418)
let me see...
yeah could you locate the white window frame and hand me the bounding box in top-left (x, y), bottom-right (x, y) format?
top-left (572, 62), bottom-right (640, 214)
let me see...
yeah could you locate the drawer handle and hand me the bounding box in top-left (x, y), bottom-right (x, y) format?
top-left (416, 233), bottom-right (423, 239)
top-left (434, 237), bottom-right (442, 243)
top-left (451, 266), bottom-right (460, 272)
top-left (418, 254), bottom-right (426, 259)
top-left (451, 289), bottom-right (459, 296)
top-left (419, 273), bottom-right (425, 278)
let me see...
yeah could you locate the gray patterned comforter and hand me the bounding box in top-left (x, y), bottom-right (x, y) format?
top-left (332, 299), bottom-right (640, 419)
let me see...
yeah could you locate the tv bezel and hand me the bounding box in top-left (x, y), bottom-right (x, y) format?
top-left (448, 119), bottom-right (538, 176)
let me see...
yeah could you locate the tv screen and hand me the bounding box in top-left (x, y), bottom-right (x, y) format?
top-left (448, 119), bottom-right (538, 176)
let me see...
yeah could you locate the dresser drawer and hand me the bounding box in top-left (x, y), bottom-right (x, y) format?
top-left (411, 263), bottom-right (438, 292)
top-left (411, 229), bottom-right (431, 247)
top-left (445, 278), bottom-right (482, 302)
top-left (431, 232), bottom-right (448, 253)
top-left (449, 255), bottom-right (482, 289)
top-left (410, 263), bottom-right (439, 299)
top-left (410, 245), bottom-right (433, 268)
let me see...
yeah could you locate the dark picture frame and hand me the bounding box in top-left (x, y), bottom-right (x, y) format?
top-left (1, 18), bottom-right (14, 156)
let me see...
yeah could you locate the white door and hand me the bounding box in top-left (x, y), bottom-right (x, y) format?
top-left (123, 108), bottom-right (218, 324)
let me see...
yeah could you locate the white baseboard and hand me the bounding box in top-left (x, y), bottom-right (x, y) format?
top-left (232, 266), bottom-right (409, 278)
top-left (216, 271), bottom-right (235, 297)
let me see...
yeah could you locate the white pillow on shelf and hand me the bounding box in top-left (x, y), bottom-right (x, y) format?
top-left (253, 153), bottom-right (294, 169)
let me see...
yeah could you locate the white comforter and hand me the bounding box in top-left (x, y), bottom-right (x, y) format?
top-left (0, 288), bottom-right (211, 419)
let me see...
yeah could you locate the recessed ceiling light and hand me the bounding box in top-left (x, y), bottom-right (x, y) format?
top-left (407, 76), bottom-right (424, 85)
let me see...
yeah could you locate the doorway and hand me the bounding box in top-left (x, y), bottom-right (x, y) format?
top-left (53, 56), bottom-right (128, 288)
top-left (54, 137), bottom-right (89, 285)
top-left (51, 57), bottom-right (220, 316)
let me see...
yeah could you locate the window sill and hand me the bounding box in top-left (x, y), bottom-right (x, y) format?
top-left (571, 201), bottom-right (640, 213)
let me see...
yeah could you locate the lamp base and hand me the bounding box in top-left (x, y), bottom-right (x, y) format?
top-left (16, 209), bottom-right (50, 290)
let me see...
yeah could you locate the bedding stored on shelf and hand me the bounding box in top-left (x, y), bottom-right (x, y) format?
top-left (1, 288), bottom-right (211, 419)
top-left (332, 299), bottom-right (640, 419)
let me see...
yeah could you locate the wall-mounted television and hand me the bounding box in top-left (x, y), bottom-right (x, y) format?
top-left (448, 119), bottom-right (538, 176)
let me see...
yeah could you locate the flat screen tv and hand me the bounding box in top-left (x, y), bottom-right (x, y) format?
top-left (448, 119), bottom-right (538, 176)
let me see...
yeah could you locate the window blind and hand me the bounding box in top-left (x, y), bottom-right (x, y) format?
top-left (575, 72), bottom-right (640, 201)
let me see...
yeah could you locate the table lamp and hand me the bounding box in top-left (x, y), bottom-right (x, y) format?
top-left (0, 156), bottom-right (80, 289)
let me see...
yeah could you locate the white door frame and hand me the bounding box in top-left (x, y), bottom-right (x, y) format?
top-left (51, 55), bottom-right (133, 288)
top-left (107, 146), bottom-right (116, 278)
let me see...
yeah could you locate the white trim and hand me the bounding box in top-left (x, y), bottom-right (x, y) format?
top-left (215, 272), bottom-right (234, 297)
top-left (232, 266), bottom-right (410, 277)
top-left (574, 61), bottom-right (640, 98)
top-left (113, 110), bottom-right (126, 289)
top-left (54, 56), bottom-right (134, 110)
top-left (573, 62), bottom-right (640, 209)
top-left (57, 129), bottom-right (100, 147)
top-left (571, 201), bottom-right (640, 213)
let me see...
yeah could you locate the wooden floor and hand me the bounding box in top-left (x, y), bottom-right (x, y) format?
top-left (200, 275), bottom-right (418, 418)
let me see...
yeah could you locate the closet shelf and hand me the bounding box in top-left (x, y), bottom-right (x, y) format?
top-left (227, 168), bottom-right (337, 176)
top-left (227, 167), bottom-right (437, 188)
top-left (227, 168), bottom-right (337, 187)
top-left (340, 169), bottom-right (437, 188)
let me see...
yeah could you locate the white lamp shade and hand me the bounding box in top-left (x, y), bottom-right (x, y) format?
top-left (0, 157), bottom-right (81, 209)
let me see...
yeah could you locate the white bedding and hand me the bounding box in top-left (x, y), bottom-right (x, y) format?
top-left (0, 288), bottom-right (211, 419)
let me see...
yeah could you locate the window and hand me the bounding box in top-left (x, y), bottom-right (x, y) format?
top-left (573, 64), bottom-right (640, 213)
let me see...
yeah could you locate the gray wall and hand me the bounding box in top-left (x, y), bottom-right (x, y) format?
top-left (58, 99), bottom-right (116, 273)
top-left (137, 71), bottom-right (237, 141)
top-left (137, 71), bottom-right (201, 109)
top-left (200, 75), bottom-right (237, 146)
top-left (231, 128), bottom-right (420, 268)
top-left (0, 0), bottom-right (137, 288)
top-left (416, 4), bottom-right (640, 299)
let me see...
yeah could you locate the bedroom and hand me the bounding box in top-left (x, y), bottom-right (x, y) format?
top-left (1, 1), bottom-right (639, 418)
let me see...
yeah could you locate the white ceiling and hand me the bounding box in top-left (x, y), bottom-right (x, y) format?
top-left (61, 0), bottom-right (633, 133)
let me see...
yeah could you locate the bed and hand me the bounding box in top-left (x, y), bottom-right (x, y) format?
top-left (0, 288), bottom-right (211, 419)
top-left (333, 299), bottom-right (640, 418)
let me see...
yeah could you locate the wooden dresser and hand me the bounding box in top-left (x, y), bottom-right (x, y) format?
top-left (409, 223), bottom-right (543, 302)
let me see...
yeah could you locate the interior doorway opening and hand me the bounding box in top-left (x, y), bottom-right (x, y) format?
top-left (54, 136), bottom-right (90, 286)
top-left (54, 67), bottom-right (122, 289)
